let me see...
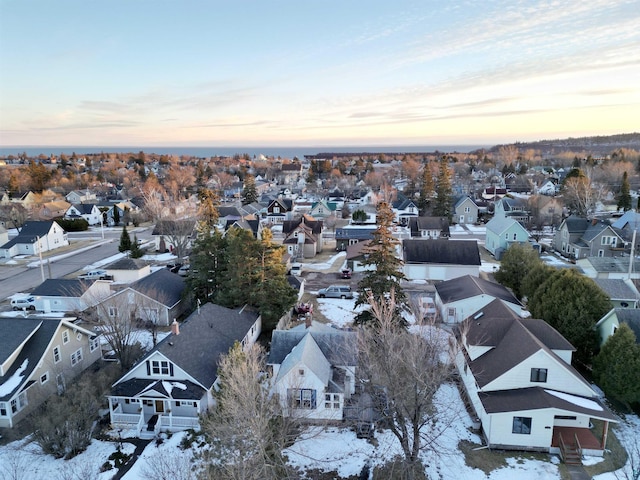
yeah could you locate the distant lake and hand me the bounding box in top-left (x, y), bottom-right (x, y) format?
top-left (0, 145), bottom-right (490, 159)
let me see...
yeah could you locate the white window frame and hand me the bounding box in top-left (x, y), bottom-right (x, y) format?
top-left (62, 329), bottom-right (70, 344)
top-left (53, 345), bottom-right (61, 363)
top-left (108, 306), bottom-right (118, 317)
top-left (40, 372), bottom-right (49, 384)
top-left (90, 337), bottom-right (100, 352)
top-left (71, 348), bottom-right (83, 366)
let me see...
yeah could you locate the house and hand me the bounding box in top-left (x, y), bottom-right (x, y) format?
top-left (309, 200), bottom-right (338, 219)
top-left (0, 226), bottom-right (8, 247)
top-left (454, 196), bottom-right (479, 225)
top-left (224, 217), bottom-right (262, 239)
top-left (527, 195), bottom-right (563, 228)
top-left (36, 200), bottom-right (71, 221)
top-left (456, 299), bottom-right (618, 457)
top-left (268, 322), bottom-right (357, 421)
top-left (595, 308), bottom-right (640, 347)
top-left (282, 215), bottom-right (324, 259)
top-left (0, 220), bottom-right (68, 259)
top-left (65, 189), bottom-right (97, 204)
top-left (392, 193), bottom-right (418, 225)
top-left (402, 239), bottom-right (481, 281)
top-left (345, 241), bottom-right (376, 273)
top-left (577, 256), bottom-right (640, 280)
top-left (610, 210), bottom-right (640, 246)
top-left (434, 275), bottom-right (525, 323)
top-left (103, 201), bottom-right (140, 226)
top-left (265, 198), bottom-right (294, 224)
top-left (30, 278), bottom-right (112, 313)
top-left (12, 191), bottom-right (38, 209)
top-left (537, 179), bottom-right (559, 196)
top-left (151, 220), bottom-right (197, 256)
top-left (481, 187), bottom-right (507, 201)
top-left (108, 303), bottom-right (261, 437)
top-left (217, 205), bottom-right (253, 229)
top-left (100, 269), bottom-right (186, 327)
top-left (592, 278), bottom-right (639, 309)
top-left (278, 163), bottom-right (303, 184)
top-left (0, 317), bottom-right (102, 428)
top-left (64, 203), bottom-right (102, 225)
top-left (104, 257), bottom-right (151, 283)
top-left (484, 217), bottom-right (530, 259)
top-left (554, 217), bottom-right (625, 260)
top-left (335, 226), bottom-right (377, 251)
top-left (493, 197), bottom-right (530, 224)
top-left (408, 216), bottom-right (450, 239)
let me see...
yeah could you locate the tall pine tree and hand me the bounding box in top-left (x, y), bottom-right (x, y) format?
top-left (118, 225), bottom-right (132, 252)
top-left (433, 157), bottom-right (453, 218)
top-left (418, 162), bottom-right (435, 215)
top-left (356, 199), bottom-right (406, 325)
top-left (242, 175), bottom-right (258, 205)
top-left (617, 171), bottom-right (632, 212)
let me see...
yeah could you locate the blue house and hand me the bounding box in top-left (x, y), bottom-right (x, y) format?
top-left (485, 216), bottom-right (530, 259)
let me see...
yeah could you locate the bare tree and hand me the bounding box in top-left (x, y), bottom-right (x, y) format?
top-left (200, 342), bottom-right (296, 480)
top-left (0, 445), bottom-right (30, 480)
top-left (140, 449), bottom-right (198, 480)
top-left (357, 290), bottom-right (461, 479)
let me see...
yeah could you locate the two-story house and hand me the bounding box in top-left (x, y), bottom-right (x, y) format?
top-left (0, 318), bottom-right (102, 428)
top-left (484, 216), bottom-right (530, 260)
top-left (108, 303), bottom-right (261, 437)
top-left (0, 220), bottom-right (69, 259)
top-left (493, 197), bottom-right (530, 224)
top-left (392, 194), bottom-right (418, 225)
top-left (456, 299), bottom-right (617, 459)
top-left (454, 196), bottom-right (479, 225)
top-left (64, 203), bottom-right (102, 225)
top-left (554, 217), bottom-right (624, 259)
top-left (407, 217), bottom-right (450, 239)
top-left (282, 215), bottom-right (324, 259)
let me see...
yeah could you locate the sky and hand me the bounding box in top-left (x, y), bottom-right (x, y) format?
top-left (0, 0), bottom-right (639, 148)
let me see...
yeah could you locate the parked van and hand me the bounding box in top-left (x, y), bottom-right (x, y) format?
top-left (11, 296), bottom-right (36, 311)
top-left (317, 285), bottom-right (353, 299)
top-left (289, 263), bottom-right (302, 276)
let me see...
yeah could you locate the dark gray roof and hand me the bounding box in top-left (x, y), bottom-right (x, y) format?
top-left (454, 196), bottom-right (477, 209)
top-left (71, 203), bottom-right (97, 214)
top-left (408, 217), bottom-right (450, 237)
top-left (152, 220), bottom-right (197, 236)
top-left (479, 387), bottom-right (617, 421)
top-left (463, 299), bottom-right (522, 346)
top-left (0, 319), bottom-right (64, 401)
top-left (580, 257), bottom-right (640, 273)
top-left (31, 278), bottom-right (95, 297)
top-left (593, 278), bottom-right (636, 300)
top-left (582, 221), bottom-right (616, 243)
top-left (111, 378), bottom-right (205, 400)
top-left (133, 303), bottom-right (260, 388)
top-left (335, 227), bottom-right (376, 240)
top-left (564, 216), bottom-right (590, 234)
top-left (268, 328), bottom-right (357, 367)
top-left (613, 308), bottom-right (640, 341)
top-left (1, 221), bottom-right (60, 249)
top-left (218, 206), bottom-right (250, 218)
top-left (435, 275), bottom-right (522, 306)
top-left (402, 239), bottom-right (480, 265)
top-left (105, 257), bottom-right (148, 271)
top-left (129, 268), bottom-right (185, 307)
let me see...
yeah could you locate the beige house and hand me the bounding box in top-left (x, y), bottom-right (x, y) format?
top-left (0, 317), bottom-right (102, 428)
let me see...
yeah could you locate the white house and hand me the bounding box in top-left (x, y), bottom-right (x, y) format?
top-left (108, 303), bottom-right (261, 437)
top-left (434, 275), bottom-right (525, 323)
top-left (268, 322), bottom-right (357, 421)
top-left (104, 257), bottom-right (152, 283)
top-left (456, 299), bottom-right (617, 459)
top-left (402, 239), bottom-right (481, 281)
top-left (0, 220), bottom-right (68, 259)
top-left (64, 204), bottom-right (102, 225)
top-left (30, 278), bottom-right (112, 313)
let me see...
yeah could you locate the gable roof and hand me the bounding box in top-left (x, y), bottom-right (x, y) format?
top-left (70, 203), bottom-right (98, 214)
top-left (1, 221), bottom-right (61, 249)
top-left (454, 196), bottom-right (477, 209)
top-left (593, 278), bottom-right (637, 300)
top-left (282, 215), bottom-right (323, 235)
top-left (562, 216), bottom-right (590, 234)
top-left (435, 275), bottom-right (522, 306)
top-left (581, 221), bottom-right (618, 243)
top-left (151, 220), bottom-right (197, 236)
top-left (408, 217), bottom-right (450, 235)
top-left (611, 308), bottom-right (640, 341)
top-left (485, 216), bottom-right (527, 236)
top-left (268, 326), bottom-right (357, 367)
top-left (402, 239), bottom-right (480, 265)
top-left (120, 303), bottom-right (260, 389)
top-left (105, 257), bottom-right (148, 271)
top-left (275, 333), bottom-right (331, 384)
top-left (128, 268), bottom-right (185, 307)
top-left (31, 278), bottom-right (96, 297)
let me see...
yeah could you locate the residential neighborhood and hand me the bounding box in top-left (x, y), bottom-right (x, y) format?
top-left (0, 138), bottom-right (640, 479)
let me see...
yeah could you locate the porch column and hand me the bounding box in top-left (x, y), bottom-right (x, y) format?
top-left (601, 421), bottom-right (609, 449)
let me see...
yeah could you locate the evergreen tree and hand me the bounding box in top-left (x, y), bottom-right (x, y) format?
top-left (592, 323), bottom-right (640, 405)
top-left (521, 263), bottom-right (556, 301)
top-left (197, 187), bottom-right (220, 233)
top-left (7, 174), bottom-right (19, 198)
top-left (494, 243), bottom-right (542, 300)
top-left (356, 200), bottom-right (406, 325)
top-left (418, 163), bottom-right (435, 215)
top-left (129, 236), bottom-right (144, 258)
top-left (617, 171), bottom-right (632, 212)
top-left (112, 206), bottom-right (120, 226)
top-left (118, 226), bottom-right (132, 252)
top-left (433, 157), bottom-right (453, 218)
top-left (242, 175), bottom-right (258, 205)
top-left (528, 269), bottom-right (610, 365)
top-left (186, 230), bottom-right (228, 302)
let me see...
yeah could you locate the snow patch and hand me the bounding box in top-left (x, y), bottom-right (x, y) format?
top-left (0, 359), bottom-right (28, 396)
top-left (545, 390), bottom-right (603, 411)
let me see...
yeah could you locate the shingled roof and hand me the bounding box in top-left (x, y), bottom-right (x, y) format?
top-left (402, 239), bottom-right (480, 265)
top-left (129, 268), bottom-right (185, 307)
top-left (435, 275), bottom-right (521, 306)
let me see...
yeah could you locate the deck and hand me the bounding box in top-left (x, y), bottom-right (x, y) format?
top-left (552, 426), bottom-right (603, 452)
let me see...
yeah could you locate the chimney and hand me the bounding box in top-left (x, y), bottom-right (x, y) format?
top-left (171, 319), bottom-right (180, 336)
top-left (592, 218), bottom-right (598, 226)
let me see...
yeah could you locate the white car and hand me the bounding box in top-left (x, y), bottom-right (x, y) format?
top-left (11, 296), bottom-right (36, 311)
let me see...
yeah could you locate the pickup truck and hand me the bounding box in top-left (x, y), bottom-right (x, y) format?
top-left (78, 270), bottom-right (112, 280)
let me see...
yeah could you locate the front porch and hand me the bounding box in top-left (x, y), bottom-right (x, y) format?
top-left (109, 400), bottom-right (200, 437)
top-left (551, 423), bottom-right (610, 463)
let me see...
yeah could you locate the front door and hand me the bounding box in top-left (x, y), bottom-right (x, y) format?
top-left (155, 400), bottom-right (164, 413)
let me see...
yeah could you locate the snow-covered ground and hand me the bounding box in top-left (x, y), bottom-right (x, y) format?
top-left (2, 254), bottom-right (639, 480)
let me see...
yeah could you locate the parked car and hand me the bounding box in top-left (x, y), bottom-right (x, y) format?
top-left (166, 263), bottom-right (182, 273)
top-left (340, 268), bottom-right (352, 279)
top-left (78, 269), bottom-right (110, 280)
top-left (11, 296), bottom-right (36, 311)
top-left (289, 263), bottom-right (302, 276)
top-left (178, 265), bottom-right (190, 277)
top-left (317, 285), bottom-right (353, 299)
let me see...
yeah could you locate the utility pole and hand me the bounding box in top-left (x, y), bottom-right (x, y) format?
top-left (37, 236), bottom-right (45, 282)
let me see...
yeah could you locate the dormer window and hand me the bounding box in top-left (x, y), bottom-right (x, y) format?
top-left (530, 368), bottom-right (547, 383)
top-left (299, 369), bottom-right (304, 376)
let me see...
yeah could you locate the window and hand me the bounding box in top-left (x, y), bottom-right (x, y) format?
top-left (298, 369), bottom-right (305, 376)
top-left (464, 206), bottom-right (471, 213)
top-left (108, 306), bottom-right (118, 317)
top-left (11, 399), bottom-right (18, 413)
top-left (324, 393), bottom-right (340, 409)
top-left (530, 368), bottom-right (548, 383)
top-left (291, 389), bottom-right (315, 409)
top-left (513, 233), bottom-right (518, 240)
top-left (554, 415), bottom-right (577, 421)
top-left (71, 348), bottom-right (83, 366)
top-left (40, 372), bottom-right (49, 384)
top-left (151, 360), bottom-right (171, 376)
top-left (18, 392), bottom-right (27, 410)
top-left (512, 416), bottom-right (532, 434)
top-left (62, 329), bottom-right (69, 344)
top-left (0, 402), bottom-right (6, 416)
top-left (53, 346), bottom-right (61, 363)
top-left (76, 332), bottom-right (83, 341)
top-left (90, 337), bottom-right (100, 352)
